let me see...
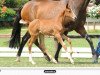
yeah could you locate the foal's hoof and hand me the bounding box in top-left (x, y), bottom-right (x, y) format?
top-left (44, 56), bottom-right (51, 62)
top-left (71, 61), bottom-right (74, 64)
top-left (29, 61), bottom-right (36, 65)
top-left (51, 59), bottom-right (58, 64)
top-left (15, 59), bottom-right (20, 62)
top-left (55, 58), bottom-right (59, 63)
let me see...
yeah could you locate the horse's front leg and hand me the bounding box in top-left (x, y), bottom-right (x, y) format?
top-left (85, 34), bottom-right (99, 63)
top-left (75, 26), bottom-right (98, 63)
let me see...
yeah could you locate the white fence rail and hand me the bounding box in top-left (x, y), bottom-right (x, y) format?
top-left (0, 47), bottom-right (94, 58)
top-left (86, 18), bottom-right (100, 30)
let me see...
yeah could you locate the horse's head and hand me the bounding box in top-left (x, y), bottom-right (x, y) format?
top-left (64, 4), bottom-right (76, 22)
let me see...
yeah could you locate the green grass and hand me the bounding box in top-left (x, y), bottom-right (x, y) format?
top-left (0, 27), bottom-right (27, 35)
top-left (0, 57), bottom-right (100, 67)
top-left (0, 27), bottom-right (12, 34)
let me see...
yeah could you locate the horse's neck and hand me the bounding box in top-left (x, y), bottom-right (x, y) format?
top-left (77, 0), bottom-right (90, 19)
top-left (69, 0), bottom-right (90, 16)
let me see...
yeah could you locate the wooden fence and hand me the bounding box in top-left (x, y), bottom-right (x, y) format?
top-left (0, 34), bottom-right (100, 58)
top-left (86, 18), bottom-right (100, 30)
top-left (0, 47), bottom-right (93, 58)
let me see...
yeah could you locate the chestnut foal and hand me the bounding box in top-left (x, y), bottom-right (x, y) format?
top-left (28, 7), bottom-right (75, 64)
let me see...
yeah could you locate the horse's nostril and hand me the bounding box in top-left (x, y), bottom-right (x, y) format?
top-left (73, 17), bottom-right (77, 21)
top-left (75, 17), bottom-right (77, 20)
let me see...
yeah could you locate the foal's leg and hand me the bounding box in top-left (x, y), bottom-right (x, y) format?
top-left (28, 35), bottom-right (37, 65)
top-left (54, 39), bottom-right (64, 62)
top-left (55, 33), bottom-right (74, 64)
top-left (16, 31), bottom-right (51, 62)
top-left (62, 35), bottom-right (73, 55)
top-left (39, 34), bottom-right (57, 64)
top-left (54, 32), bottom-right (68, 62)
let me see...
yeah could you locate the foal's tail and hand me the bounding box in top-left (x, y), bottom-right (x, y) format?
top-left (9, 7), bottom-right (22, 48)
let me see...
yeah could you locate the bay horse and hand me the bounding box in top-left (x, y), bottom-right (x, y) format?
top-left (27, 4), bottom-right (75, 64)
top-left (9, 0), bottom-right (99, 63)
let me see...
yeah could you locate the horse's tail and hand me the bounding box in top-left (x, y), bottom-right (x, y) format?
top-left (9, 7), bottom-right (22, 48)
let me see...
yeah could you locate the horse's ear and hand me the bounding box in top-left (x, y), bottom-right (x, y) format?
top-left (66, 4), bottom-right (69, 8)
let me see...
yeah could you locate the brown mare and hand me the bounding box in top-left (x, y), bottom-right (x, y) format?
top-left (27, 4), bottom-right (75, 64)
top-left (9, 0), bottom-right (99, 63)
top-left (10, 0), bottom-right (75, 63)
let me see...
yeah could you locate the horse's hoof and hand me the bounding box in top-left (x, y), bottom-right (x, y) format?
top-left (92, 55), bottom-right (99, 64)
top-left (93, 60), bottom-right (98, 64)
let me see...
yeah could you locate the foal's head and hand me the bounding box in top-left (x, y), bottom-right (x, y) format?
top-left (63, 4), bottom-right (76, 23)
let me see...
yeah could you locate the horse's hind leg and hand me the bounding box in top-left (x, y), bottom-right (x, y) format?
top-left (39, 34), bottom-right (57, 64)
top-left (55, 33), bottom-right (74, 64)
top-left (16, 31), bottom-right (30, 62)
top-left (28, 35), bottom-right (37, 65)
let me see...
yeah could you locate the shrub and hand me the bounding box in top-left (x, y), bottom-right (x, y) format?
top-left (0, 0), bottom-right (29, 8)
top-left (87, 4), bottom-right (100, 18)
top-left (0, 7), bottom-right (16, 22)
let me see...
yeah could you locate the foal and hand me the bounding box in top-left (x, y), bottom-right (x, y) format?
top-left (28, 7), bottom-right (75, 64)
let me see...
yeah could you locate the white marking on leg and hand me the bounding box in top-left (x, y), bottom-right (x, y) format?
top-left (15, 56), bottom-right (20, 62)
top-left (19, 19), bottom-right (28, 24)
top-left (66, 52), bottom-right (74, 64)
top-left (29, 53), bottom-right (36, 65)
top-left (51, 58), bottom-right (58, 64)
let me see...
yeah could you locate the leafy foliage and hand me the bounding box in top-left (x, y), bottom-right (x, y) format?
top-left (0, 7), bottom-right (16, 21)
top-left (0, 0), bottom-right (29, 8)
top-left (87, 4), bottom-right (100, 18)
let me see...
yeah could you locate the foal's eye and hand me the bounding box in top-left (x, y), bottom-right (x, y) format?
top-left (68, 10), bottom-right (71, 13)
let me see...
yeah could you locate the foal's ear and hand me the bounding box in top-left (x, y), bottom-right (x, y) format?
top-left (66, 4), bottom-right (69, 8)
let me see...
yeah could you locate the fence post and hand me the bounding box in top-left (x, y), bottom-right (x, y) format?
top-left (93, 22), bottom-right (96, 30)
top-left (86, 21), bottom-right (89, 31)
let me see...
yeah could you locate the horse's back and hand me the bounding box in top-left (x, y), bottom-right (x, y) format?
top-left (36, 1), bottom-right (66, 19)
top-left (21, 1), bottom-right (39, 22)
top-left (21, 0), bottom-right (67, 23)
